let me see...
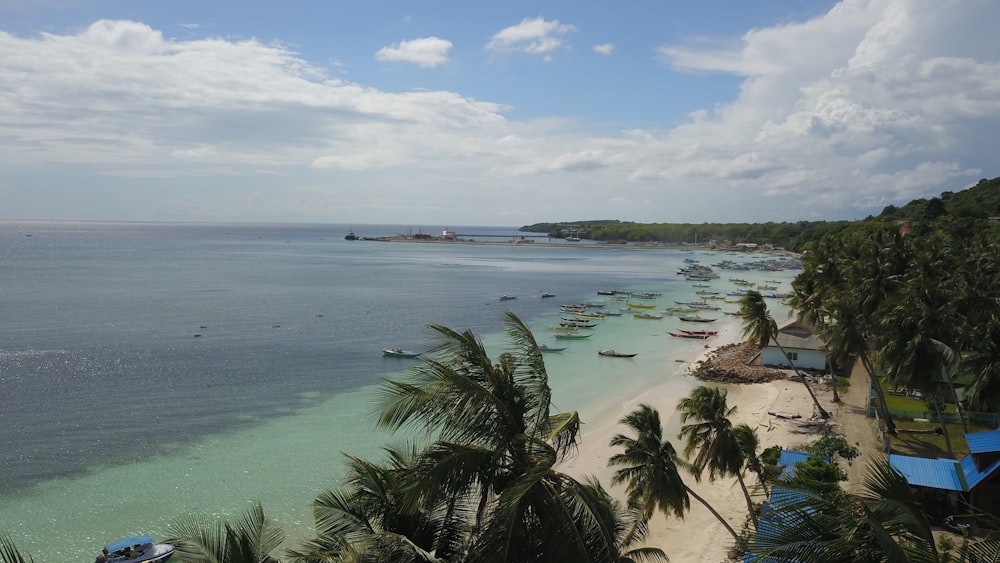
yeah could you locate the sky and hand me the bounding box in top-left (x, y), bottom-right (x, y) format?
top-left (1, 0), bottom-right (998, 226)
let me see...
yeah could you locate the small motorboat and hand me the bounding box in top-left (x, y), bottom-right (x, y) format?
top-left (540, 291), bottom-right (556, 298)
top-left (598, 350), bottom-right (637, 358)
top-left (499, 294), bottom-right (517, 301)
top-left (383, 348), bottom-right (421, 358)
top-left (539, 344), bottom-right (567, 352)
top-left (96, 535), bottom-right (174, 563)
top-left (344, 230), bottom-right (358, 241)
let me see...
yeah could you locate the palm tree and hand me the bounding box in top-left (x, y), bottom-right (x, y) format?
top-left (288, 446), bottom-right (464, 563)
top-left (738, 291), bottom-right (829, 419)
top-left (570, 476), bottom-right (669, 563)
top-left (1, 534), bottom-right (35, 563)
top-left (749, 455), bottom-right (942, 562)
top-left (376, 312), bottom-right (620, 562)
top-left (677, 387), bottom-right (758, 526)
top-left (168, 501), bottom-right (285, 563)
top-left (608, 403), bottom-right (740, 542)
top-left (788, 228), bottom-right (898, 433)
top-left (733, 423), bottom-right (768, 497)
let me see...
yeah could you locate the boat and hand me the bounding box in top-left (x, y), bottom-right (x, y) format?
top-left (344, 230), bottom-right (358, 241)
top-left (627, 303), bottom-right (657, 310)
top-left (680, 329), bottom-right (718, 337)
top-left (540, 291), bottom-right (556, 298)
top-left (96, 535), bottom-right (175, 563)
top-left (768, 411), bottom-right (801, 419)
top-left (499, 294), bottom-right (517, 301)
top-left (679, 315), bottom-right (716, 322)
top-left (572, 311), bottom-right (605, 319)
top-left (539, 344), bottom-right (567, 352)
top-left (560, 321), bottom-right (595, 328)
top-left (555, 333), bottom-right (592, 340)
top-left (633, 312), bottom-right (664, 320)
top-left (383, 348), bottom-right (421, 358)
top-left (598, 350), bottom-right (637, 358)
top-left (668, 331), bottom-right (710, 339)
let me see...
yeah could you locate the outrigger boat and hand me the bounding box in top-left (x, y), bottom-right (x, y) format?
top-left (668, 331), bottom-right (710, 340)
top-left (539, 344), bottom-right (567, 352)
top-left (96, 535), bottom-right (174, 563)
top-left (598, 349), bottom-right (637, 358)
top-left (680, 329), bottom-right (718, 337)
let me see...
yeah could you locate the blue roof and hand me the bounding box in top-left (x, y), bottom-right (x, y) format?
top-left (961, 452), bottom-right (1000, 489)
top-left (965, 428), bottom-right (1000, 454)
top-left (889, 455), bottom-right (966, 491)
top-left (105, 535), bottom-right (154, 553)
top-left (777, 449), bottom-right (811, 479)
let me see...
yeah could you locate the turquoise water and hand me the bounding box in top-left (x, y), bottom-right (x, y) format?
top-left (0, 221), bottom-right (797, 560)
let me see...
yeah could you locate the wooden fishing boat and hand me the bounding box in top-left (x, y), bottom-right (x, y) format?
top-left (627, 303), bottom-right (657, 310)
top-left (679, 315), bottom-right (717, 323)
top-left (555, 333), bottom-right (592, 340)
top-left (598, 349), bottom-right (637, 358)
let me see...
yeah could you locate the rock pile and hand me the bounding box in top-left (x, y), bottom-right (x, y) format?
top-left (689, 342), bottom-right (786, 384)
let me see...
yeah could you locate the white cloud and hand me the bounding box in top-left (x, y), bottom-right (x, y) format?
top-left (374, 36), bottom-right (452, 68)
top-left (0, 2), bottom-right (998, 225)
top-left (592, 43), bottom-right (614, 55)
top-left (486, 17), bottom-right (575, 57)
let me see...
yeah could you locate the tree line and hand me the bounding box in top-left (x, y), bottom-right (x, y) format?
top-left (522, 176), bottom-right (1000, 251)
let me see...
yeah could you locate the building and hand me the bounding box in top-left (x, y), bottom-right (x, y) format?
top-left (759, 318), bottom-right (827, 372)
top-left (889, 427), bottom-right (1000, 519)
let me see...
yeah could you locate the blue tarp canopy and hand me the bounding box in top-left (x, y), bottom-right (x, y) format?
top-left (105, 535), bottom-right (154, 553)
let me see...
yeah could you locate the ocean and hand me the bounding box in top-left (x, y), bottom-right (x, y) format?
top-left (0, 220), bottom-right (796, 560)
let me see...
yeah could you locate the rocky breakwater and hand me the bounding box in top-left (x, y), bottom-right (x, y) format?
top-left (689, 342), bottom-right (786, 384)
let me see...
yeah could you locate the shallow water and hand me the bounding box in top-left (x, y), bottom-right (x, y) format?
top-left (0, 221), bottom-right (797, 559)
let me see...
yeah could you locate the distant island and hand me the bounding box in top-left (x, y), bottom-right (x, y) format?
top-left (521, 176), bottom-right (1000, 252)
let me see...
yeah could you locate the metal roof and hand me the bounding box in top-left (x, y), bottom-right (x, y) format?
top-left (965, 428), bottom-right (1000, 454)
top-left (777, 449), bottom-right (812, 479)
top-left (888, 455), bottom-right (966, 491)
top-left (961, 453), bottom-right (1000, 490)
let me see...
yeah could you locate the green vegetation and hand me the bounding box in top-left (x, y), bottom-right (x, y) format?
top-left (524, 175), bottom-right (1000, 251)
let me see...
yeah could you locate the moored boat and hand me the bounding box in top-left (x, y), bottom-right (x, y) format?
top-left (344, 230), bottom-right (358, 241)
top-left (679, 315), bottom-right (716, 322)
top-left (555, 333), bottom-right (592, 340)
top-left (668, 331), bottom-right (710, 339)
top-left (539, 344), bottom-right (567, 352)
top-left (633, 312), bottom-right (664, 320)
top-left (680, 329), bottom-right (718, 337)
top-left (383, 348), bottom-right (421, 358)
top-left (96, 535), bottom-right (174, 563)
top-left (627, 303), bottom-right (657, 310)
top-left (598, 349), bottom-right (637, 358)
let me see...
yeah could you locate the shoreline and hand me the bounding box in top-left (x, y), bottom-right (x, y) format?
top-left (560, 329), bottom-right (841, 562)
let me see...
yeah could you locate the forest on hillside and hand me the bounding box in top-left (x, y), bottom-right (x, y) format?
top-left (521, 177), bottom-right (1000, 251)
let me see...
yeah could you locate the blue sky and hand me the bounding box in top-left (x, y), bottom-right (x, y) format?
top-left (1, 0), bottom-right (997, 226)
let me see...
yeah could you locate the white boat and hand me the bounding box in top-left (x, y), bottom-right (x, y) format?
top-left (96, 535), bottom-right (174, 563)
top-left (383, 348), bottom-right (421, 358)
top-left (499, 294), bottom-right (517, 301)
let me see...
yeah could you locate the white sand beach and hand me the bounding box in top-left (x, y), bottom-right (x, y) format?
top-left (561, 330), bottom-right (843, 562)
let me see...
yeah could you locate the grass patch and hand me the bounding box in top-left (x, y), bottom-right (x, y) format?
top-left (889, 420), bottom-right (992, 458)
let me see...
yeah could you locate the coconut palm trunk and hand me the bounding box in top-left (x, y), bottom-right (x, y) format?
top-left (685, 485), bottom-right (740, 541)
top-left (772, 337), bottom-right (829, 419)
